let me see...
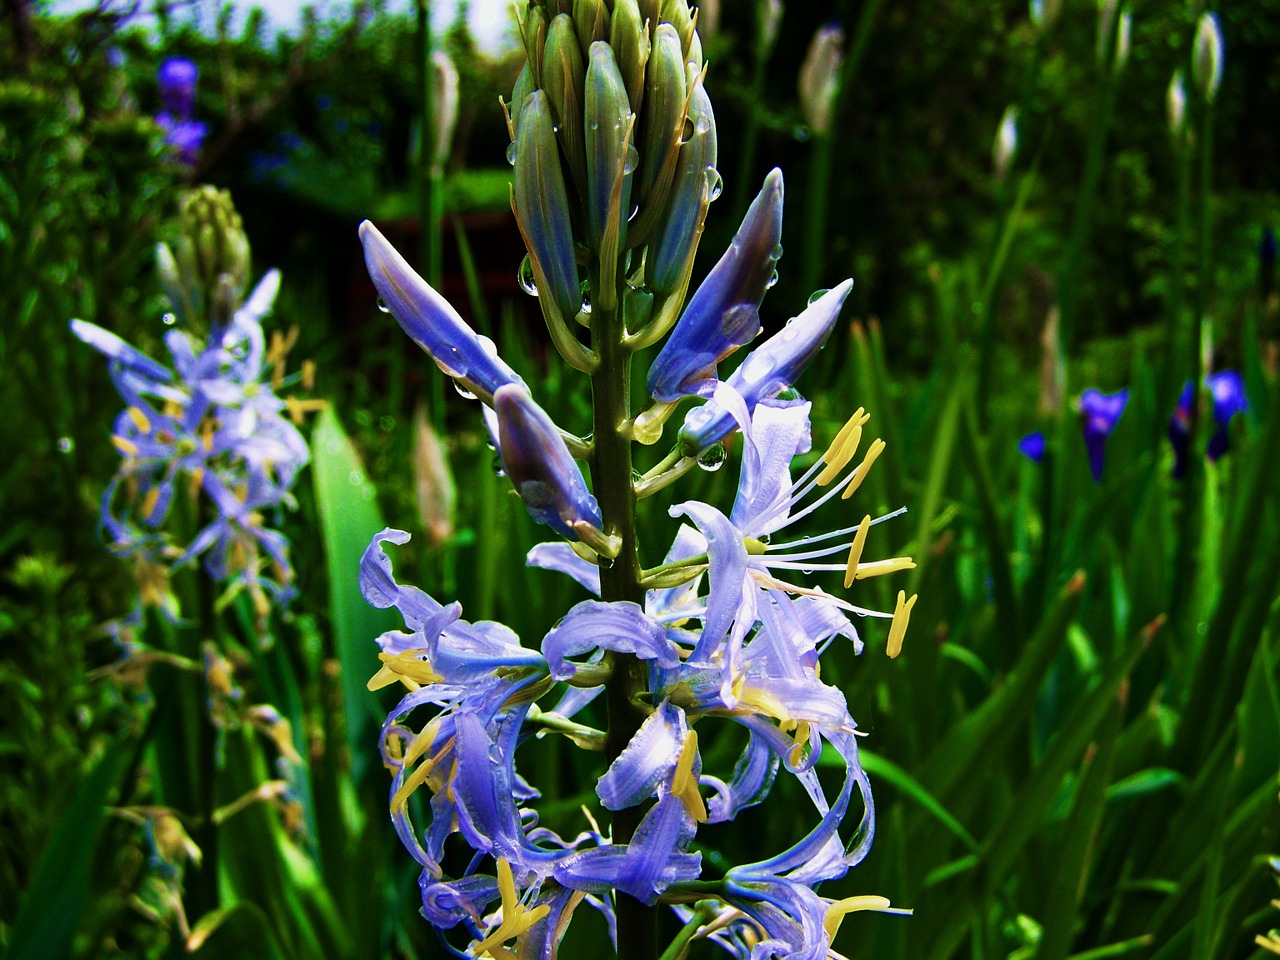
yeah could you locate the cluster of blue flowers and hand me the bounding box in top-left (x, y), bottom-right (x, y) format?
top-left (1019, 373), bottom-right (1247, 481)
top-left (357, 4), bottom-right (914, 953)
top-left (73, 190), bottom-right (309, 622)
top-left (156, 57), bottom-right (207, 166)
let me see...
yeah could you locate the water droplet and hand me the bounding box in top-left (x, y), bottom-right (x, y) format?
top-left (694, 113), bottom-right (712, 135)
top-left (705, 169), bottom-right (723, 202)
top-left (230, 343), bottom-right (247, 359)
top-left (697, 443), bottom-right (727, 472)
top-left (506, 141), bottom-right (518, 166)
top-left (579, 281), bottom-right (592, 318)
top-left (801, 567), bottom-right (814, 575)
top-left (454, 381), bottom-right (478, 400)
top-left (808, 288), bottom-right (832, 305)
top-left (681, 116), bottom-right (695, 143)
top-left (623, 144), bottom-right (639, 175)
top-left (376, 297), bottom-right (391, 314)
top-left (517, 256), bottom-right (539, 297)
top-left (801, 534), bottom-right (811, 542)
top-left (355, 410), bottom-right (373, 427)
top-left (597, 554), bottom-right (616, 570)
top-left (772, 243), bottom-right (784, 260)
top-left (162, 312), bottom-right (177, 326)
top-left (56, 436), bottom-right (74, 453)
top-left (491, 455), bottom-right (507, 477)
top-left (766, 270), bottom-right (779, 289)
top-left (348, 469), bottom-right (365, 485)
top-left (793, 125), bottom-right (812, 143)
top-left (379, 415), bottom-right (395, 431)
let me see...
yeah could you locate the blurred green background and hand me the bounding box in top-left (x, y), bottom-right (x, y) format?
top-left (2, 0), bottom-right (1279, 958)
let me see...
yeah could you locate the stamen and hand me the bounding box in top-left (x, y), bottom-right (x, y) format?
top-left (841, 438), bottom-right (886, 500)
top-left (141, 486), bottom-right (162, 520)
top-left (823, 895), bottom-right (896, 941)
top-left (127, 406), bottom-right (152, 433)
top-left (817, 408), bottom-right (869, 485)
top-left (852, 557), bottom-right (916, 580)
top-left (843, 515), bottom-right (872, 588)
top-left (473, 859), bottom-right (551, 957)
top-left (367, 650), bottom-right (443, 690)
top-left (670, 729), bottom-right (707, 822)
top-left (886, 591), bottom-right (918, 658)
top-left (112, 435), bottom-right (139, 457)
top-left (766, 506), bottom-right (909, 555)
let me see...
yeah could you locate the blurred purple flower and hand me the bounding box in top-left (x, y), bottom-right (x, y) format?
top-left (157, 57), bottom-right (198, 118)
top-left (156, 114), bottom-right (207, 166)
top-left (1018, 431), bottom-right (1046, 463)
top-left (1080, 388), bottom-right (1128, 481)
top-left (1171, 371), bottom-right (1248, 476)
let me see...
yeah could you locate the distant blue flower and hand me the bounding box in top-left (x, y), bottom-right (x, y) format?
top-left (1018, 431), bottom-right (1046, 463)
top-left (157, 57), bottom-right (198, 118)
top-left (1170, 371), bottom-right (1247, 476)
top-left (1079, 388), bottom-right (1128, 481)
top-left (156, 113), bottom-right (207, 166)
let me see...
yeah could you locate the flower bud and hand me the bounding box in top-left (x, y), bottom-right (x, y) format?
top-left (647, 169), bottom-right (782, 401)
top-left (494, 385), bottom-right (603, 541)
top-left (1112, 9), bottom-right (1131, 75)
top-left (661, 0), bottom-right (696, 63)
top-left (1079, 388), bottom-right (1128, 481)
top-left (1192, 12), bottom-right (1223, 103)
top-left (636, 23), bottom-right (687, 206)
top-left (757, 0), bottom-right (783, 54)
top-left (678, 279), bottom-right (853, 454)
top-left (611, 0), bottom-right (651, 120)
top-left (413, 404), bottom-right (456, 547)
top-left (585, 42), bottom-right (635, 258)
top-left (513, 91), bottom-right (582, 327)
top-left (429, 51), bottom-right (459, 176)
top-left (543, 14), bottom-right (588, 195)
top-left (1166, 69), bottom-right (1186, 142)
top-left (360, 220), bottom-right (524, 403)
top-left (798, 23), bottom-right (843, 136)
top-left (698, 0), bottom-right (719, 39)
top-left (172, 186), bottom-right (251, 333)
top-left (639, 0), bottom-right (660, 31)
top-left (520, 3), bottom-right (549, 86)
top-left (992, 105), bottom-right (1017, 182)
top-left (1029, 0), bottom-right (1060, 34)
top-left (507, 63), bottom-right (535, 138)
top-left (157, 57), bottom-right (198, 120)
top-left (1095, 0), bottom-right (1117, 68)
top-left (645, 73), bottom-right (717, 296)
top-left (574, 0), bottom-right (610, 59)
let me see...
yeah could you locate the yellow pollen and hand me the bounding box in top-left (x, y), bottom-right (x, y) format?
top-left (473, 859), bottom-right (551, 958)
top-left (853, 557), bottom-right (916, 581)
top-left (126, 406), bottom-right (152, 433)
top-left (886, 591), bottom-right (918, 659)
top-left (841, 438), bottom-right (886, 500)
top-left (843, 515), bottom-right (873, 589)
top-left (818, 409), bottom-right (869, 485)
top-left (140, 486), bottom-right (162, 519)
top-left (823, 895), bottom-right (894, 941)
top-left (112, 435), bottom-right (139, 457)
top-left (670, 729), bottom-right (707, 822)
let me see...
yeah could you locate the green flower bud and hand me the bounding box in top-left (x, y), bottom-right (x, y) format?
top-left (639, 0), bottom-right (660, 33)
top-left (171, 186), bottom-right (251, 331)
top-left (687, 28), bottom-right (703, 72)
top-left (507, 63), bottom-right (536, 138)
top-left (1112, 9), bottom-right (1131, 75)
top-left (798, 23), bottom-right (843, 136)
top-left (574, 0), bottom-right (609, 60)
top-left (611, 0), bottom-right (651, 119)
top-left (660, 0), bottom-right (695, 62)
top-left (1166, 69), bottom-right (1187, 142)
top-left (543, 14), bottom-right (588, 196)
top-left (520, 3), bottom-right (550, 86)
top-left (757, 0), bottom-right (783, 54)
top-left (429, 51), bottom-right (459, 176)
top-left (636, 23), bottom-right (686, 207)
top-left (585, 41), bottom-right (636, 260)
top-left (513, 91), bottom-right (581, 327)
top-left (1192, 12), bottom-right (1223, 103)
top-left (646, 73), bottom-right (716, 295)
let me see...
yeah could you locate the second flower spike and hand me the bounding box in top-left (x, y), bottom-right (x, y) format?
top-left (360, 220), bottom-right (524, 404)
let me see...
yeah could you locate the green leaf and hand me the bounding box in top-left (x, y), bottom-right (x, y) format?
top-left (187, 902), bottom-right (289, 960)
top-left (1104, 768), bottom-right (1185, 802)
top-left (834, 748), bottom-right (979, 851)
top-left (5, 737), bottom-right (131, 960)
top-left (311, 407), bottom-right (400, 782)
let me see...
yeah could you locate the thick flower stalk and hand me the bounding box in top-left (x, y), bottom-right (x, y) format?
top-left (362, 4), bottom-right (914, 957)
top-left (74, 187), bottom-right (311, 622)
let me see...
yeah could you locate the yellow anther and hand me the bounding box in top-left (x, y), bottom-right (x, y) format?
top-left (367, 650), bottom-right (443, 691)
top-left (841, 438), bottom-right (885, 499)
top-left (817, 408), bottom-right (869, 485)
top-left (886, 591), bottom-right (918, 659)
top-left (853, 557), bottom-right (916, 581)
top-left (670, 729), bottom-right (707, 823)
top-left (843, 515), bottom-right (873, 589)
top-left (126, 406), bottom-right (152, 433)
top-left (473, 859), bottom-right (551, 958)
top-left (823, 895), bottom-right (894, 941)
top-left (390, 755), bottom-right (440, 812)
top-left (788, 720), bottom-right (811, 768)
top-left (302, 359), bottom-right (316, 392)
top-left (140, 486), bottom-right (162, 520)
top-left (744, 537), bottom-right (770, 555)
top-left (112, 435), bottom-right (139, 457)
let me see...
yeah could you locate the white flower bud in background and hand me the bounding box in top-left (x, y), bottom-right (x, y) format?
top-left (757, 0), bottom-right (783, 55)
top-left (798, 23), bottom-right (844, 136)
top-left (1166, 69), bottom-right (1187, 142)
top-left (1095, 0), bottom-right (1117, 68)
top-left (1113, 9), bottom-right (1131, 74)
top-left (698, 0), bottom-right (720, 41)
top-left (413, 404), bottom-right (456, 547)
top-left (992, 105), bottom-right (1018, 183)
top-left (1029, 0), bottom-right (1061, 34)
top-left (1192, 12), bottom-right (1224, 103)
top-left (429, 51), bottom-right (459, 177)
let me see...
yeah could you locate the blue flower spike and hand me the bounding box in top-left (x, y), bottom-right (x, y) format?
top-left (359, 220), bottom-right (524, 404)
top-left (1018, 431), bottom-right (1046, 463)
top-left (647, 168), bottom-right (784, 403)
top-left (1080, 388), bottom-right (1129, 481)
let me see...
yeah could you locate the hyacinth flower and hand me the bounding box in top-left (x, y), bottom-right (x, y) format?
top-left (1169, 370), bottom-right (1248, 478)
top-left (74, 187), bottom-right (310, 622)
top-left (1079, 388), bottom-right (1129, 482)
top-left (155, 56), bottom-right (207, 166)
top-left (360, 4), bottom-right (913, 957)
top-left (1018, 430), bottom-right (1046, 464)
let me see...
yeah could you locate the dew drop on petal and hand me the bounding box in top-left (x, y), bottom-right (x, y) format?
top-left (491, 455), bottom-right (506, 477)
top-left (454, 381), bottom-right (478, 400)
top-left (56, 437), bottom-right (74, 453)
top-left (766, 269), bottom-right (779, 289)
top-left (162, 312), bottom-right (177, 326)
top-left (376, 297), bottom-right (391, 314)
top-left (697, 443), bottom-right (727, 472)
top-left (623, 144), bottom-right (640, 175)
top-left (705, 169), bottom-right (723, 202)
top-left (597, 554), bottom-right (616, 570)
top-left (348, 470), bottom-right (364, 485)
top-left (517, 256), bottom-right (539, 298)
top-left (506, 141), bottom-right (518, 166)
top-left (808, 288), bottom-right (831, 305)
top-left (695, 112), bottom-right (712, 135)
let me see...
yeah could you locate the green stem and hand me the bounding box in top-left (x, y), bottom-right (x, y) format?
top-left (1159, 134), bottom-right (1193, 418)
top-left (657, 901), bottom-right (720, 960)
top-left (589, 257), bottom-right (654, 960)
